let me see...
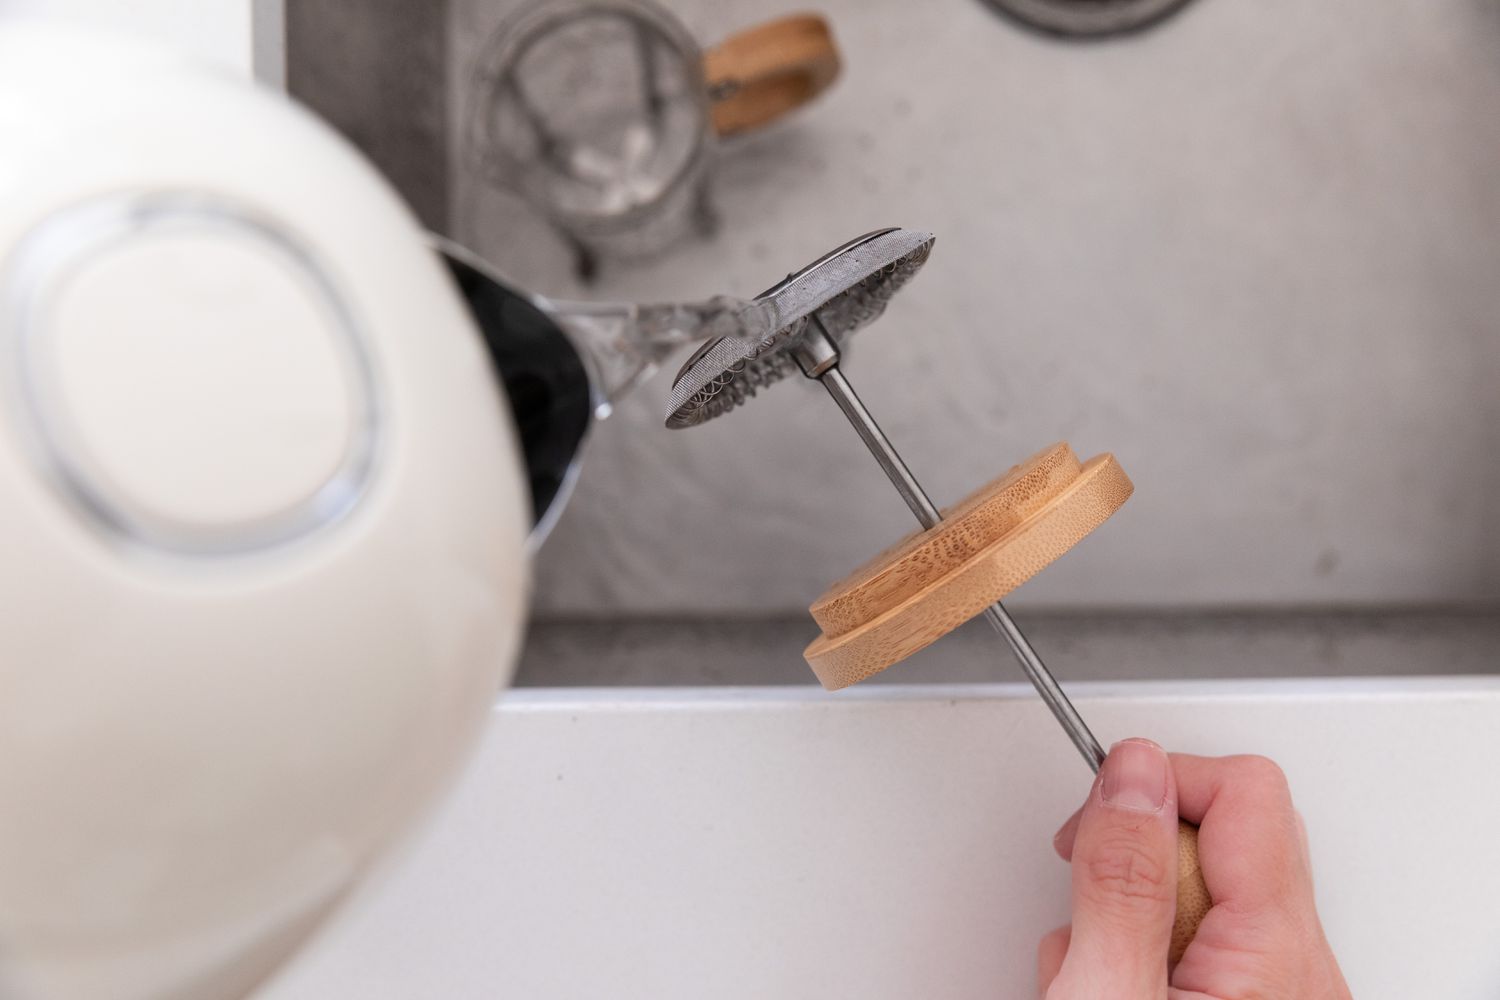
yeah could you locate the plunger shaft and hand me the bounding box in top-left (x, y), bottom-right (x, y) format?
top-left (796, 316), bottom-right (1106, 773)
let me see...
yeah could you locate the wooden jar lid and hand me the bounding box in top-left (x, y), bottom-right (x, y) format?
top-left (804, 443), bottom-right (1132, 690)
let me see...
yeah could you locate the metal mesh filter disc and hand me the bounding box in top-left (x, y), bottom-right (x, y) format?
top-left (664, 227), bottom-right (934, 428)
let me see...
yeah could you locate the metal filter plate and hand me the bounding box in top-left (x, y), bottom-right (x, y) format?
top-left (664, 227), bottom-right (934, 429)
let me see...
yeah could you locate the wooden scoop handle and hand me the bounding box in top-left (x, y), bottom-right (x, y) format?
top-left (1173, 820), bottom-right (1211, 964)
top-left (702, 14), bottom-right (840, 136)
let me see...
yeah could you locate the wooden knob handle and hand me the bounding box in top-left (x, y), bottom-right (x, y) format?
top-left (1173, 820), bottom-right (1211, 964)
top-left (702, 14), bottom-right (840, 136)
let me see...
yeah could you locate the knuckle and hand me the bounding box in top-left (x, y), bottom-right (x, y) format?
top-left (1081, 835), bottom-right (1173, 907)
top-left (1038, 925), bottom-right (1070, 952)
top-left (1231, 753), bottom-right (1289, 793)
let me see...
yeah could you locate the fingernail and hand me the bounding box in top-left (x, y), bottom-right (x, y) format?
top-left (1101, 739), bottom-right (1168, 813)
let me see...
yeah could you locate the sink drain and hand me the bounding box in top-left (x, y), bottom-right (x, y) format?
top-left (980, 0), bottom-right (1198, 38)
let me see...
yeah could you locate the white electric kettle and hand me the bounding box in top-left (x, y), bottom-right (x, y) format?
top-left (0, 22), bottom-right (532, 1000)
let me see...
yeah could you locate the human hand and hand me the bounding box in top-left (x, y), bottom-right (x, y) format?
top-left (1037, 739), bottom-right (1351, 999)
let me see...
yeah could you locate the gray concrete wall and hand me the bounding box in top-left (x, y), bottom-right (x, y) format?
top-left (448, 0), bottom-right (1500, 617)
top-left (288, 0), bottom-right (449, 229)
top-left (514, 609), bottom-right (1500, 687)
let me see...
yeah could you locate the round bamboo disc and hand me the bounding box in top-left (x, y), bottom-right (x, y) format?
top-left (804, 443), bottom-right (1132, 690)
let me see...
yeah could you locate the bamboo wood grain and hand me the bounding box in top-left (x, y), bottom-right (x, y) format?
top-left (702, 14), bottom-right (840, 136)
top-left (804, 442), bottom-right (1210, 961)
top-left (804, 445), bottom-right (1131, 690)
top-left (1173, 819), bottom-right (1211, 965)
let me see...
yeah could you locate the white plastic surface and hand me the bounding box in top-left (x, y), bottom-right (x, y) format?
top-left (263, 677), bottom-right (1500, 999)
top-left (2, 0), bottom-right (259, 76)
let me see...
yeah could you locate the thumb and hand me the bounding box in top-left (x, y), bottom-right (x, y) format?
top-left (1055, 739), bottom-right (1178, 997)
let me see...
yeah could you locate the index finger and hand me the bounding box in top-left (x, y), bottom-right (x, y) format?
top-left (1169, 752), bottom-right (1315, 915)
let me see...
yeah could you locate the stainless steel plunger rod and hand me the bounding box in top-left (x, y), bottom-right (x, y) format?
top-left (795, 316), bottom-right (1107, 773)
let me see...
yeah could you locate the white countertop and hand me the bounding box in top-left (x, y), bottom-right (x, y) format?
top-left (263, 676), bottom-right (1500, 998)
